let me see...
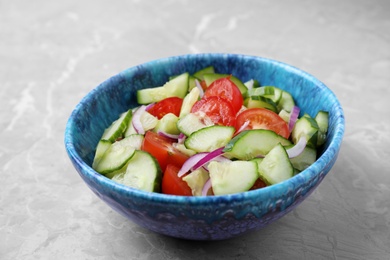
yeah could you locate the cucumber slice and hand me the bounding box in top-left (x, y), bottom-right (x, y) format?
top-left (245, 97), bottom-right (277, 112)
top-left (93, 134), bottom-right (143, 174)
top-left (289, 145), bottom-right (317, 171)
top-left (171, 73), bottom-right (197, 91)
top-left (244, 79), bottom-right (260, 89)
top-left (203, 73), bottom-right (248, 97)
top-left (248, 86), bottom-right (271, 96)
top-left (179, 87), bottom-right (200, 118)
top-left (154, 113), bottom-right (180, 135)
top-left (248, 86), bottom-right (282, 110)
top-left (185, 125), bottom-right (235, 153)
top-left (188, 75), bottom-right (197, 91)
top-left (291, 116), bottom-right (319, 148)
top-left (177, 112), bottom-right (214, 136)
top-left (223, 129), bottom-right (292, 160)
top-left (164, 72), bottom-right (189, 97)
top-left (251, 158), bottom-right (265, 175)
top-left (182, 168), bottom-right (209, 196)
top-left (101, 109), bottom-right (132, 142)
top-left (93, 138), bottom-right (137, 175)
top-left (315, 111), bottom-right (329, 146)
top-left (258, 143), bottom-right (293, 185)
top-left (172, 143), bottom-right (197, 157)
top-left (278, 109), bottom-right (291, 124)
top-left (111, 151), bottom-right (162, 192)
top-left (262, 86), bottom-right (283, 104)
top-left (140, 111), bottom-right (158, 132)
top-left (124, 118), bottom-right (137, 137)
top-left (119, 134), bottom-right (144, 150)
top-left (137, 72), bottom-right (189, 104)
top-left (136, 86), bottom-right (168, 105)
top-left (92, 139), bottom-right (111, 169)
top-left (277, 91), bottom-right (295, 113)
top-left (251, 157), bottom-right (264, 166)
top-left (101, 134), bottom-right (143, 178)
top-left (193, 66), bottom-right (215, 80)
top-left (208, 160), bottom-right (258, 195)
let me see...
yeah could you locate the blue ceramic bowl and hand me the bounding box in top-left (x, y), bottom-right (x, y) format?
top-left (65, 53), bottom-right (344, 240)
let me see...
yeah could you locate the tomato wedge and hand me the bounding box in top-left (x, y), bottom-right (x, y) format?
top-left (236, 108), bottom-right (290, 139)
top-left (141, 131), bottom-right (189, 172)
top-left (162, 164), bottom-right (192, 196)
top-left (147, 97), bottom-right (183, 119)
top-left (250, 178), bottom-right (267, 190)
top-left (191, 96), bottom-right (236, 127)
top-left (203, 77), bottom-right (243, 114)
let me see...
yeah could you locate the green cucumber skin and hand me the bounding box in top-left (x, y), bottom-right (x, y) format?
top-left (291, 116), bottom-right (319, 148)
top-left (259, 86), bottom-right (282, 104)
top-left (247, 96), bottom-right (277, 112)
top-left (164, 72), bottom-right (189, 98)
top-left (277, 91), bottom-right (295, 113)
top-left (289, 145), bottom-right (317, 172)
top-left (101, 109), bottom-right (132, 142)
top-left (258, 143), bottom-right (293, 185)
top-left (119, 134), bottom-right (144, 150)
top-left (94, 142), bottom-right (136, 175)
top-left (179, 87), bottom-right (200, 118)
top-left (209, 160), bottom-right (258, 195)
top-left (177, 112), bottom-right (214, 136)
top-left (315, 111), bottom-right (329, 146)
top-left (111, 151), bottom-right (162, 193)
top-left (92, 139), bottom-right (112, 169)
top-left (223, 129), bottom-right (292, 160)
top-left (193, 66), bottom-right (215, 80)
top-left (185, 125), bottom-right (235, 153)
top-left (93, 134), bottom-right (144, 175)
top-left (136, 72), bottom-right (189, 104)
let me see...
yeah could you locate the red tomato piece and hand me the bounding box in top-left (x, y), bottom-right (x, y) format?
top-left (162, 164), bottom-right (193, 196)
top-left (142, 131), bottom-right (189, 172)
top-left (203, 77), bottom-right (243, 114)
top-left (250, 178), bottom-right (267, 190)
top-left (147, 97), bottom-right (183, 119)
top-left (191, 96), bottom-right (236, 127)
top-left (236, 108), bottom-right (290, 139)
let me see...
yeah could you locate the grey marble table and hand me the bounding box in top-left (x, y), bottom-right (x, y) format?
top-left (1, 0), bottom-right (389, 259)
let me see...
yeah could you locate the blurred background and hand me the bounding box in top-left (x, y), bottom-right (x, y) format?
top-left (1, 0), bottom-right (389, 259)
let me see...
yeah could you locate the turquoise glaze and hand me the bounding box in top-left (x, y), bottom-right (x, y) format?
top-left (65, 53), bottom-right (344, 240)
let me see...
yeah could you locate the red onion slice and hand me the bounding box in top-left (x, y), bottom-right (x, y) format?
top-left (201, 155), bottom-right (231, 171)
top-left (132, 105), bottom-right (147, 134)
top-left (157, 130), bottom-right (179, 140)
top-left (145, 103), bottom-right (155, 110)
top-left (192, 147), bottom-right (225, 171)
top-left (288, 106), bottom-right (300, 132)
top-left (236, 120), bottom-right (250, 134)
top-left (177, 152), bottom-right (208, 177)
top-left (195, 79), bottom-right (204, 98)
top-left (145, 103), bottom-right (155, 112)
top-left (287, 136), bottom-right (307, 158)
top-left (178, 132), bottom-right (186, 144)
top-left (201, 178), bottom-right (212, 196)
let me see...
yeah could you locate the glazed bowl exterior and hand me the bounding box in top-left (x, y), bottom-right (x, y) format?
top-left (65, 53), bottom-right (344, 240)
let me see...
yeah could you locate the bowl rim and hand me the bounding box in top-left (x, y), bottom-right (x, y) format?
top-left (65, 53), bottom-right (345, 206)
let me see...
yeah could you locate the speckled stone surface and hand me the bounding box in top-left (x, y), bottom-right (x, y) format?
top-left (1, 0), bottom-right (389, 259)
